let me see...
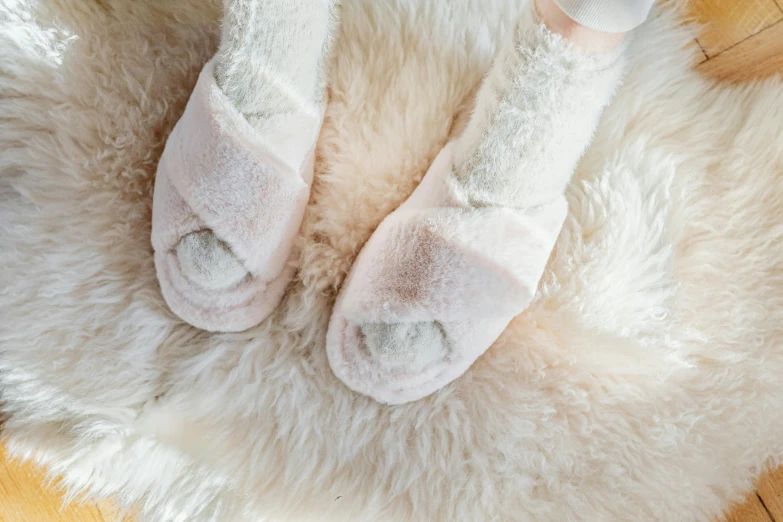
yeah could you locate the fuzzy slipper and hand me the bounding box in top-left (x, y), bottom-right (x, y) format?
top-left (326, 1), bottom-right (626, 404)
top-left (326, 145), bottom-right (567, 404)
top-left (151, 58), bottom-right (320, 332)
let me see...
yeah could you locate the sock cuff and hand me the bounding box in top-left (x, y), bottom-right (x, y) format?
top-left (518, 2), bottom-right (630, 74)
top-left (553, 0), bottom-right (655, 33)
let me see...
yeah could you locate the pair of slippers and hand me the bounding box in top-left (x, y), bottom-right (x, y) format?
top-left (152, 21), bottom-right (573, 405)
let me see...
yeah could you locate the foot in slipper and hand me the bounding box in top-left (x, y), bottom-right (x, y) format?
top-left (152, 0), bottom-right (337, 332)
top-left (327, 1), bottom-right (629, 404)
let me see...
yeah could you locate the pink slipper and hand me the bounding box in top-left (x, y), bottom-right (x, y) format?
top-left (326, 0), bottom-right (627, 404)
top-left (151, 59), bottom-right (320, 332)
top-left (326, 144), bottom-right (567, 404)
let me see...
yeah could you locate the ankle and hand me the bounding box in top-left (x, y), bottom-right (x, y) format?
top-left (534, 0), bottom-right (627, 54)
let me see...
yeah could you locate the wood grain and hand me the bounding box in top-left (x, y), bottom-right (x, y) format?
top-left (722, 493), bottom-right (774, 522)
top-left (698, 20), bottom-right (783, 82)
top-left (758, 468), bottom-right (783, 521)
top-left (97, 499), bottom-right (137, 522)
top-left (0, 445), bottom-right (106, 522)
top-left (689, 35), bottom-right (709, 65)
top-left (685, 0), bottom-right (783, 57)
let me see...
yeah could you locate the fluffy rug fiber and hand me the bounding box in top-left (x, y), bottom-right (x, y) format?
top-left (2, 0), bottom-right (782, 520)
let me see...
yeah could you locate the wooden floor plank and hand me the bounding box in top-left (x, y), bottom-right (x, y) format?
top-left (689, 37), bottom-right (709, 65)
top-left (97, 499), bottom-right (137, 522)
top-left (0, 445), bottom-right (105, 522)
top-left (685, 0), bottom-right (783, 57)
top-left (697, 20), bottom-right (783, 83)
top-left (722, 493), bottom-right (774, 522)
top-left (757, 468), bottom-right (783, 521)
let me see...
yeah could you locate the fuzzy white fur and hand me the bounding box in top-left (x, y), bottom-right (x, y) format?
top-left (1, 0), bottom-right (783, 521)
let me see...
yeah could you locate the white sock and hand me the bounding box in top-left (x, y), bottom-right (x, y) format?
top-left (214, 0), bottom-right (338, 125)
top-left (176, 0), bottom-right (339, 290)
top-left (452, 5), bottom-right (627, 210)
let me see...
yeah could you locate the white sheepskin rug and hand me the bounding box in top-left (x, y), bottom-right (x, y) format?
top-left (2, 0), bottom-right (782, 520)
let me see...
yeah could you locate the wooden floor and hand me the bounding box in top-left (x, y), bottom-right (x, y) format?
top-left (1, 0), bottom-right (782, 521)
top-left (0, 445), bottom-right (124, 522)
top-left (675, 2), bottom-right (783, 518)
top-left (689, 0), bottom-right (783, 82)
